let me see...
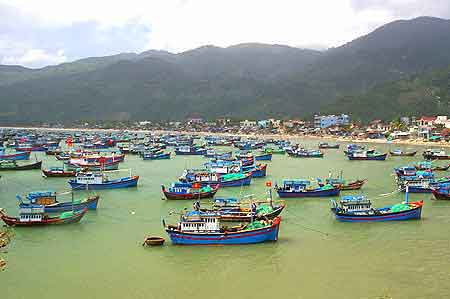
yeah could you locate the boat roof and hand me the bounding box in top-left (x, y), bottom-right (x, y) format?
top-left (282, 179), bottom-right (310, 185)
top-left (341, 195), bottom-right (371, 204)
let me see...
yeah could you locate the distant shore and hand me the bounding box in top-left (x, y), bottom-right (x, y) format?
top-left (1, 125), bottom-right (448, 148)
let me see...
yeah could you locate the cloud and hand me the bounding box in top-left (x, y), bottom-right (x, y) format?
top-left (2, 49), bottom-right (67, 68)
top-left (350, 0), bottom-right (450, 19)
top-left (0, 0), bottom-right (449, 67)
top-left (0, 3), bottom-right (151, 68)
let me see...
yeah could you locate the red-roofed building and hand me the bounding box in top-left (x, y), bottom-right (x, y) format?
top-left (417, 116), bottom-right (437, 126)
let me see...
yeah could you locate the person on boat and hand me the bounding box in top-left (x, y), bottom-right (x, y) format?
top-left (193, 201), bottom-right (200, 211)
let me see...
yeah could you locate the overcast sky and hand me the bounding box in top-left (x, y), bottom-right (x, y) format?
top-left (1, 0), bottom-right (449, 68)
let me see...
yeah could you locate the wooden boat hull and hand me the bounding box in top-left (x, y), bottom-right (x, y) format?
top-left (0, 151), bottom-right (30, 161)
top-left (276, 188), bottom-right (340, 198)
top-left (69, 176), bottom-right (139, 190)
top-left (0, 208), bottom-right (87, 226)
top-left (339, 180), bottom-right (367, 191)
top-left (20, 196), bottom-right (100, 213)
top-left (389, 151), bottom-right (417, 157)
top-left (162, 185), bottom-right (219, 200)
top-left (432, 189), bottom-right (450, 200)
top-left (333, 203), bottom-right (423, 222)
top-left (0, 161), bottom-right (42, 171)
top-left (166, 217), bottom-right (280, 245)
top-left (319, 144), bottom-right (340, 149)
top-left (42, 169), bottom-right (76, 177)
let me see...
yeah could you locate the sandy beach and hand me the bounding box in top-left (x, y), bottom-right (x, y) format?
top-left (1, 125), bottom-right (449, 148)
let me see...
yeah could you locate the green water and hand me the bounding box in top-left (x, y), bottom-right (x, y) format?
top-left (1, 139), bottom-right (450, 299)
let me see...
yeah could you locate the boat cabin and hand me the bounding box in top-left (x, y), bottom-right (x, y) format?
top-left (279, 180), bottom-right (310, 191)
top-left (26, 191), bottom-right (57, 205)
top-left (18, 206), bottom-right (45, 222)
top-left (180, 211), bottom-right (220, 232)
top-left (75, 172), bottom-right (105, 184)
top-left (340, 196), bottom-right (372, 212)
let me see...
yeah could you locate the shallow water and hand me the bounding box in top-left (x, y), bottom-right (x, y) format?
top-left (1, 139), bottom-right (450, 299)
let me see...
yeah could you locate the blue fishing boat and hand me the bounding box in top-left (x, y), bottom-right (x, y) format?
top-left (0, 151), bottom-right (30, 161)
top-left (161, 183), bottom-right (219, 200)
top-left (142, 152), bottom-right (171, 160)
top-left (180, 170), bottom-right (252, 187)
top-left (344, 144), bottom-right (375, 155)
top-left (330, 195), bottom-right (423, 222)
top-left (287, 148), bottom-right (324, 158)
top-left (69, 172), bottom-right (139, 190)
top-left (275, 179), bottom-right (340, 198)
top-left (175, 146), bottom-right (207, 155)
top-left (347, 150), bottom-right (387, 161)
top-left (17, 191), bottom-right (99, 213)
top-left (164, 211), bottom-right (281, 245)
top-left (397, 175), bottom-right (450, 193)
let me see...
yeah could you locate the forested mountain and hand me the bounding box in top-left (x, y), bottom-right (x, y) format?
top-left (1, 17), bottom-right (450, 122)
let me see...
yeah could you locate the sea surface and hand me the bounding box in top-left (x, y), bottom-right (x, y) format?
top-left (1, 138), bottom-right (450, 299)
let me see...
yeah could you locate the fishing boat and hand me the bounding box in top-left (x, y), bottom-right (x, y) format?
top-left (68, 171), bottom-right (139, 190)
top-left (423, 149), bottom-right (450, 160)
top-left (0, 160), bottom-right (42, 171)
top-left (318, 142), bottom-right (340, 149)
top-left (396, 175), bottom-right (449, 193)
top-left (0, 151), bottom-right (30, 161)
top-left (431, 186), bottom-right (450, 200)
top-left (287, 148), bottom-right (324, 158)
top-left (263, 147), bottom-right (285, 154)
top-left (17, 191), bottom-right (99, 212)
top-left (65, 159), bottom-right (120, 171)
top-left (15, 144), bottom-right (46, 152)
top-left (344, 144), bottom-right (374, 155)
top-left (207, 197), bottom-right (285, 222)
top-left (142, 152), bottom-right (171, 160)
top-left (175, 146), bottom-right (207, 155)
top-left (42, 167), bottom-right (77, 177)
top-left (164, 211), bottom-right (281, 245)
top-left (180, 170), bottom-right (252, 187)
top-left (319, 174), bottom-right (366, 191)
top-left (0, 207), bottom-right (88, 226)
top-left (389, 149), bottom-right (417, 156)
top-left (414, 161), bottom-right (450, 171)
top-left (394, 166), bottom-right (431, 177)
top-left (55, 152), bottom-right (71, 160)
top-left (330, 194), bottom-right (423, 222)
top-left (275, 180), bottom-right (340, 198)
top-left (45, 148), bottom-right (62, 156)
top-left (347, 150), bottom-right (387, 161)
top-left (161, 183), bottom-right (219, 200)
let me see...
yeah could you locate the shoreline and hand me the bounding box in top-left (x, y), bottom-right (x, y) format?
top-left (1, 125), bottom-right (448, 148)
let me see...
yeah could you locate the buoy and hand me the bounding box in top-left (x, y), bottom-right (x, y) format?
top-left (130, 211), bottom-right (136, 215)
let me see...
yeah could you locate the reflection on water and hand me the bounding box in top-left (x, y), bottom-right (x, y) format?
top-left (1, 138), bottom-right (450, 299)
